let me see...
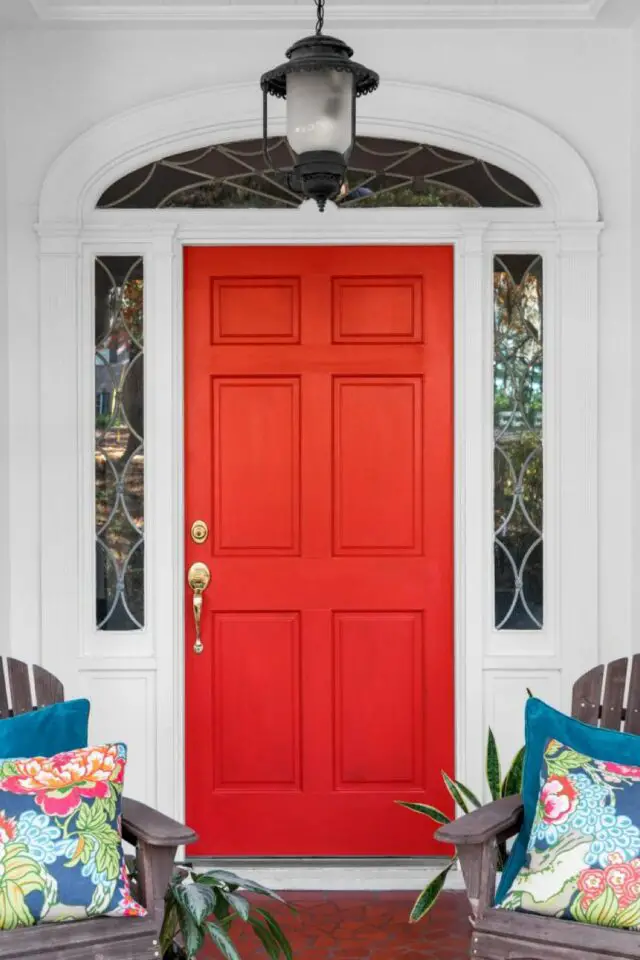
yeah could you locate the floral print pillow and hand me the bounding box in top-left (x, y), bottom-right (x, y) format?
top-left (501, 738), bottom-right (640, 928)
top-left (0, 743), bottom-right (146, 928)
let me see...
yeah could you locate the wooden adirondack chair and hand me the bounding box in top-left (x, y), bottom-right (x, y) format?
top-left (436, 657), bottom-right (640, 960)
top-left (0, 657), bottom-right (197, 960)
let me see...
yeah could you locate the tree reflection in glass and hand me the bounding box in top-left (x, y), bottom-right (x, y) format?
top-left (494, 255), bottom-right (543, 630)
top-left (95, 256), bottom-right (144, 631)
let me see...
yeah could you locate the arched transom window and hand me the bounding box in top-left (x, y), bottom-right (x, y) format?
top-left (97, 136), bottom-right (541, 210)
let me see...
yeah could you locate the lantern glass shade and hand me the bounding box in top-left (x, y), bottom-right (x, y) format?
top-left (286, 68), bottom-right (354, 157)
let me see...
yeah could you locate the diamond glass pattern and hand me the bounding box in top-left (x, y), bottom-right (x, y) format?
top-left (97, 137), bottom-right (540, 209)
top-left (95, 256), bottom-right (144, 631)
top-left (494, 255), bottom-right (543, 630)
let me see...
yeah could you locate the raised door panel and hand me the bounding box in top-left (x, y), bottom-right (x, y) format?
top-left (333, 377), bottom-right (423, 555)
top-left (212, 377), bottom-right (300, 555)
top-left (333, 611), bottom-right (424, 791)
top-left (213, 612), bottom-right (301, 790)
top-left (212, 277), bottom-right (301, 344)
top-left (332, 277), bottom-right (423, 343)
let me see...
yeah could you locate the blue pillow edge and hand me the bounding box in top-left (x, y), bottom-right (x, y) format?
top-left (495, 696), bottom-right (538, 903)
top-left (0, 698), bottom-right (91, 760)
top-left (495, 697), bottom-right (640, 905)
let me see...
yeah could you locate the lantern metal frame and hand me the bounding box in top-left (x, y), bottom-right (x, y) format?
top-left (260, 2), bottom-right (379, 210)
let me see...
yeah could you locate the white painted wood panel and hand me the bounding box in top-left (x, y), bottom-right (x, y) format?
top-left (82, 671), bottom-right (157, 806)
top-left (483, 670), bottom-right (562, 795)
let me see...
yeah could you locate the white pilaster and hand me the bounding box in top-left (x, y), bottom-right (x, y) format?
top-left (557, 222), bottom-right (602, 702)
top-left (456, 223), bottom-right (490, 795)
top-left (146, 228), bottom-right (182, 815)
top-left (38, 229), bottom-right (82, 684)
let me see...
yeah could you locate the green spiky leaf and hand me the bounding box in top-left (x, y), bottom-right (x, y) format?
top-left (442, 771), bottom-right (470, 814)
top-left (486, 728), bottom-right (502, 801)
top-left (409, 861), bottom-right (455, 923)
top-left (451, 779), bottom-right (482, 810)
top-left (501, 746), bottom-right (525, 797)
top-left (395, 801), bottom-right (451, 825)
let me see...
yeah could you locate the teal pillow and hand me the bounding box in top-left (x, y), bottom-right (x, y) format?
top-left (496, 697), bottom-right (640, 904)
top-left (0, 700), bottom-right (90, 760)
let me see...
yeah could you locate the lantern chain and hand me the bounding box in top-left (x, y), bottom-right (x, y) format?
top-left (315, 0), bottom-right (325, 35)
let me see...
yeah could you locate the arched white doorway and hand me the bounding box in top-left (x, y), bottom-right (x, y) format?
top-left (37, 80), bottom-right (601, 865)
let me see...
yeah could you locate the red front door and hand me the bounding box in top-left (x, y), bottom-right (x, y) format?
top-left (184, 245), bottom-right (454, 856)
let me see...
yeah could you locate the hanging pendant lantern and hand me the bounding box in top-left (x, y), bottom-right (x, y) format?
top-left (260, 0), bottom-right (379, 211)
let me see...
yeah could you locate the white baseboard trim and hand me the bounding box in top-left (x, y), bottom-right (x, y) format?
top-left (189, 858), bottom-right (467, 892)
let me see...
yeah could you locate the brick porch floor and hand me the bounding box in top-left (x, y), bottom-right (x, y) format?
top-left (206, 891), bottom-right (471, 959)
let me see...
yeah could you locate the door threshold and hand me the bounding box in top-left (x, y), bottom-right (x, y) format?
top-left (187, 857), bottom-right (465, 891)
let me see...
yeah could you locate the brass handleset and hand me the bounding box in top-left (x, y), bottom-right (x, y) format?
top-left (187, 561), bottom-right (211, 654)
top-left (187, 520), bottom-right (211, 653)
top-left (188, 519), bottom-right (211, 654)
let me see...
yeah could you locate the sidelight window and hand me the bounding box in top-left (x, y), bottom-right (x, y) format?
top-left (493, 254), bottom-right (543, 630)
top-left (94, 256), bottom-right (145, 631)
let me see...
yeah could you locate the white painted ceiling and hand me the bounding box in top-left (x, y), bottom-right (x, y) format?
top-left (0, 0), bottom-right (636, 26)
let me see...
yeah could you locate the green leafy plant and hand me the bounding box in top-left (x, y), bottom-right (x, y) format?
top-left (160, 866), bottom-right (295, 960)
top-left (397, 729), bottom-right (525, 923)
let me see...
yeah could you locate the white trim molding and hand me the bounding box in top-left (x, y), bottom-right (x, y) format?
top-left (36, 79), bottom-right (602, 833)
top-left (38, 80), bottom-right (598, 228)
top-left (29, 0), bottom-right (608, 25)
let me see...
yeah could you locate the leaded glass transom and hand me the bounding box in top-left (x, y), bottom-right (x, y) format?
top-left (97, 137), bottom-right (540, 209)
top-left (494, 254), bottom-right (543, 630)
top-left (95, 256), bottom-right (145, 631)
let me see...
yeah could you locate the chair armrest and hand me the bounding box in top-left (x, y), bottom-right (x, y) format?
top-left (435, 794), bottom-right (523, 845)
top-left (122, 797), bottom-right (198, 847)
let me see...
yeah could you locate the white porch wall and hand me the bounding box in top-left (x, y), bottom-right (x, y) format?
top-left (632, 22), bottom-right (640, 662)
top-left (0, 23), bottom-right (634, 786)
top-left (0, 36), bottom-right (9, 655)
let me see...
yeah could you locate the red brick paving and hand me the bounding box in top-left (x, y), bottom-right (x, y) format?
top-left (205, 891), bottom-right (471, 959)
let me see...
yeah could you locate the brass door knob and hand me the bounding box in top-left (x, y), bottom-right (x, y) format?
top-left (187, 562), bottom-right (211, 654)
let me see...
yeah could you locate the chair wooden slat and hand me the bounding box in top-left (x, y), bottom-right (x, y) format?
top-left (6, 658), bottom-right (33, 716)
top-left (600, 657), bottom-right (629, 730)
top-left (0, 660), bottom-right (10, 719)
top-left (33, 665), bottom-right (64, 708)
top-left (625, 654), bottom-right (640, 734)
top-left (571, 664), bottom-right (604, 725)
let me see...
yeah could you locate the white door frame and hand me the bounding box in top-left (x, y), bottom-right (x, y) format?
top-left (36, 80), bottom-right (601, 820)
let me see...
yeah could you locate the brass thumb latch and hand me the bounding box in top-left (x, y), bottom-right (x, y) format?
top-left (187, 561), bottom-right (211, 654)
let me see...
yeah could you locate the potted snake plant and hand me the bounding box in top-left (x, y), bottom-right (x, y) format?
top-left (397, 727), bottom-right (525, 923)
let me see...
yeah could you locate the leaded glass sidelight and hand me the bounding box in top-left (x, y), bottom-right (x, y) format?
top-left (95, 256), bottom-right (144, 631)
top-left (494, 255), bottom-right (543, 630)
